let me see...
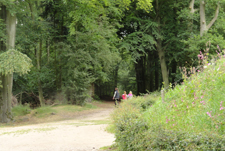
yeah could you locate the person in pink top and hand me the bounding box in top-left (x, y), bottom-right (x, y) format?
top-left (128, 91), bottom-right (133, 99)
top-left (122, 91), bottom-right (127, 100)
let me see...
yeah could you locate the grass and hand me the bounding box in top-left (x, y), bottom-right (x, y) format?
top-left (105, 123), bottom-right (116, 133)
top-left (0, 129), bottom-right (32, 136)
top-left (99, 143), bottom-right (118, 151)
top-left (12, 105), bottom-right (31, 117)
top-left (0, 102), bottom-right (100, 128)
top-left (33, 106), bottom-right (57, 118)
top-left (53, 103), bottom-right (97, 113)
top-left (143, 55), bottom-right (225, 135)
top-left (0, 127), bottom-right (56, 136)
top-left (81, 120), bottom-right (111, 125)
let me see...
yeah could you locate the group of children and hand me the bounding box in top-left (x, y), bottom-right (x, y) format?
top-left (112, 87), bottom-right (133, 106)
top-left (122, 91), bottom-right (133, 100)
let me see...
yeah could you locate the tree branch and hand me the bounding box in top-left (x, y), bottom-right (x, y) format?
top-left (207, 3), bottom-right (219, 30)
top-left (189, 0), bottom-right (197, 13)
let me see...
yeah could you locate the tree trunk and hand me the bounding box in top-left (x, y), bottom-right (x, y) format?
top-left (154, 51), bottom-right (159, 91)
top-left (135, 56), bottom-right (146, 94)
top-left (156, 0), bottom-right (169, 89)
top-left (0, 5), bottom-right (16, 122)
top-left (114, 64), bottom-right (119, 87)
top-left (171, 60), bottom-right (177, 84)
top-left (146, 51), bottom-right (154, 92)
top-left (198, 0), bottom-right (219, 37)
top-left (37, 40), bottom-right (45, 106)
top-left (200, 1), bottom-right (206, 37)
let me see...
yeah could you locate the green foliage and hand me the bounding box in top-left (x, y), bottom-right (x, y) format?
top-left (112, 94), bottom-right (158, 150)
top-left (12, 104), bottom-right (31, 117)
top-left (112, 103), bottom-right (148, 150)
top-left (0, 49), bottom-right (32, 75)
top-left (145, 55), bottom-right (225, 134)
top-left (112, 54), bottom-right (225, 149)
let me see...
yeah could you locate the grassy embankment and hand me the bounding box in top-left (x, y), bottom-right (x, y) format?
top-left (103, 53), bottom-right (225, 150)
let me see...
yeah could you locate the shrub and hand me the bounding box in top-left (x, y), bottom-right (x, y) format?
top-left (141, 126), bottom-right (225, 150)
top-left (112, 94), bottom-right (158, 150)
top-left (125, 94), bottom-right (159, 111)
top-left (112, 103), bottom-right (148, 150)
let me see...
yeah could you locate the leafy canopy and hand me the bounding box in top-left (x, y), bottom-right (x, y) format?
top-left (0, 49), bottom-right (33, 75)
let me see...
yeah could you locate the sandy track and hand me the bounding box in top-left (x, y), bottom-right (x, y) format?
top-left (0, 103), bottom-right (115, 151)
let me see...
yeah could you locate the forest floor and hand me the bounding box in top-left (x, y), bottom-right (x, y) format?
top-left (0, 101), bottom-right (115, 151)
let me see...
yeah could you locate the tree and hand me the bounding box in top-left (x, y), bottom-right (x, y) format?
top-left (0, 2), bottom-right (17, 123)
top-left (0, 2), bottom-right (33, 123)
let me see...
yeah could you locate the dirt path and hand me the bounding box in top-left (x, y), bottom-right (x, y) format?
top-left (0, 102), bottom-right (115, 151)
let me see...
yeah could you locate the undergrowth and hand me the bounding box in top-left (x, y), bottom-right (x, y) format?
top-left (112, 47), bottom-right (225, 150)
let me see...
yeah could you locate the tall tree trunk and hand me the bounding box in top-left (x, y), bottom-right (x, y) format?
top-left (0, 4), bottom-right (16, 122)
top-left (171, 60), bottom-right (177, 84)
top-left (114, 64), bottom-right (119, 87)
top-left (156, 0), bottom-right (169, 89)
top-left (146, 51), bottom-right (153, 92)
top-left (37, 40), bottom-right (45, 106)
top-left (154, 51), bottom-right (159, 91)
top-left (135, 56), bottom-right (146, 94)
top-left (149, 52), bottom-right (154, 92)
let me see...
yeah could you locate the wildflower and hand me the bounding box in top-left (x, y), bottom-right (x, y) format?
top-left (187, 106), bottom-right (189, 108)
top-left (207, 112), bottom-right (212, 117)
top-left (192, 102), bottom-right (194, 104)
top-left (208, 63), bottom-right (211, 65)
top-left (174, 104), bottom-right (177, 107)
top-left (201, 96), bottom-right (203, 99)
top-left (220, 107), bottom-right (224, 110)
top-left (173, 124), bottom-right (175, 126)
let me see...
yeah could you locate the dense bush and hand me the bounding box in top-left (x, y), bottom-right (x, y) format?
top-left (140, 126), bottom-right (225, 150)
top-left (112, 95), bottom-right (158, 150)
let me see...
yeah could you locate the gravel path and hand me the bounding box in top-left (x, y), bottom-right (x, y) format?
top-left (0, 103), bottom-right (115, 151)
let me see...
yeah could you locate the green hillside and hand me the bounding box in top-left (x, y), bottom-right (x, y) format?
top-left (144, 56), bottom-right (225, 135)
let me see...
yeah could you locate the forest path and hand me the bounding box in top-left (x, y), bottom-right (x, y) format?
top-left (0, 101), bottom-right (115, 151)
